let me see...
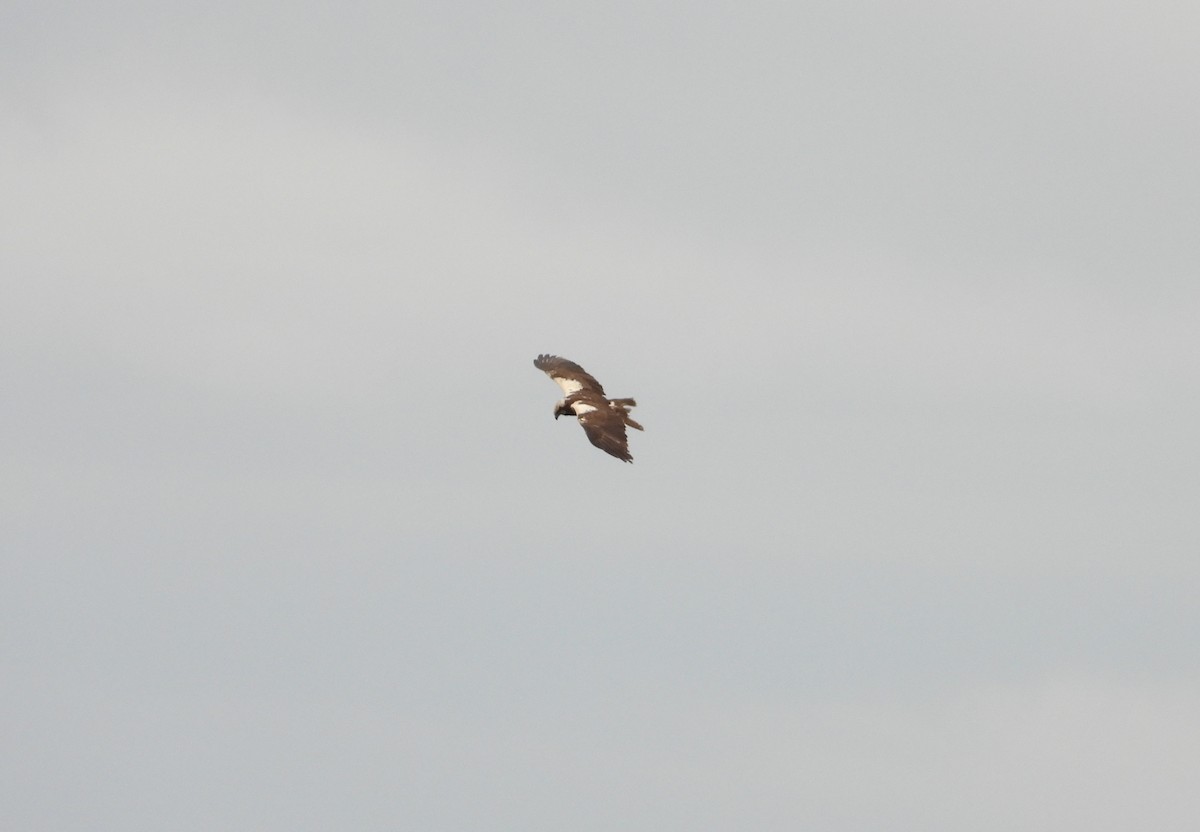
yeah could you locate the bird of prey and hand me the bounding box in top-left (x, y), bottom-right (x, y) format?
top-left (534, 354), bottom-right (643, 462)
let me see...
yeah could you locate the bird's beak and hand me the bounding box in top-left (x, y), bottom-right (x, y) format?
top-left (554, 412), bottom-right (560, 420)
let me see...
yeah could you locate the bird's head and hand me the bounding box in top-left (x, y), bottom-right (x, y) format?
top-left (553, 400), bottom-right (571, 420)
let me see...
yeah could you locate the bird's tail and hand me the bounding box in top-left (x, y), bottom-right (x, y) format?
top-left (609, 398), bottom-right (644, 431)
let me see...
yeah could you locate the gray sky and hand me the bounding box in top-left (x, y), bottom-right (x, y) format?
top-left (3, 2), bottom-right (1199, 829)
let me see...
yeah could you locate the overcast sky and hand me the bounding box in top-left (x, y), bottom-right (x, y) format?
top-left (3, 2), bottom-right (1199, 830)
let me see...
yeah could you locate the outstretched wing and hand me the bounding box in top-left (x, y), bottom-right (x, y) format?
top-left (534, 354), bottom-right (606, 396)
top-left (577, 406), bottom-right (633, 463)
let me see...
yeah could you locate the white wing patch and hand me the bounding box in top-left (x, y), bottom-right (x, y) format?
top-left (551, 375), bottom-right (585, 396)
top-left (570, 402), bottom-right (598, 415)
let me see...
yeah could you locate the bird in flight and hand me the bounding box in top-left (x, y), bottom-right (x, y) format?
top-left (534, 354), bottom-right (643, 462)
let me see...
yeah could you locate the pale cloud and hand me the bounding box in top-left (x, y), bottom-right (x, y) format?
top-left (3, 2), bottom-right (1198, 830)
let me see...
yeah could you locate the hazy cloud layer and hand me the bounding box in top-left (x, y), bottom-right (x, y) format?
top-left (3, 2), bottom-right (1198, 830)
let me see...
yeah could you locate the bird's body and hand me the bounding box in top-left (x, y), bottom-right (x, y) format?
top-left (534, 354), bottom-right (642, 462)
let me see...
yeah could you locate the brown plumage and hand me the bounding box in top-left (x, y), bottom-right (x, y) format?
top-left (534, 354), bottom-right (643, 462)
